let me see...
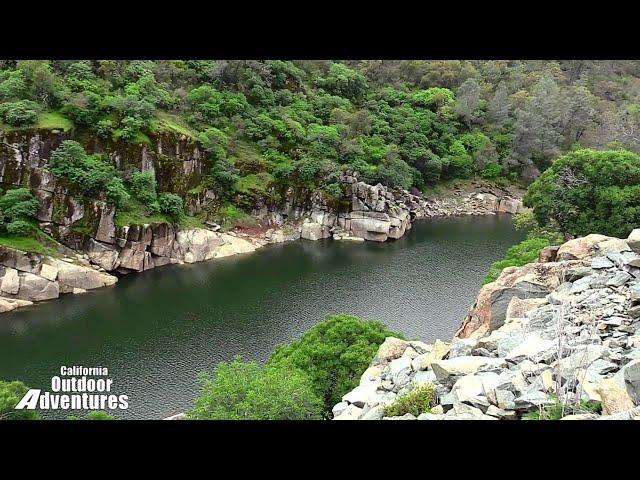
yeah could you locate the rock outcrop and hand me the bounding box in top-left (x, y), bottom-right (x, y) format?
top-left (0, 227), bottom-right (262, 312)
top-left (333, 229), bottom-right (640, 420)
top-left (280, 173), bottom-right (526, 244)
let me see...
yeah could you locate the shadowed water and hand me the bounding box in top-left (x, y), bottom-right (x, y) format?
top-left (0, 214), bottom-right (524, 419)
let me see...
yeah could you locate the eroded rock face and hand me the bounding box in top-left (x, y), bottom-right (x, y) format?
top-left (333, 230), bottom-right (640, 421)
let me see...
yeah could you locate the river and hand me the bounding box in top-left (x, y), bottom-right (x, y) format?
top-left (0, 214), bottom-right (524, 419)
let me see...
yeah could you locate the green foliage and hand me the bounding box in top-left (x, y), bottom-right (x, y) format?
top-left (483, 236), bottom-right (553, 284)
top-left (317, 63), bottom-right (368, 102)
top-left (524, 148), bottom-right (640, 238)
top-left (411, 87), bottom-right (455, 109)
top-left (267, 313), bottom-right (402, 415)
top-left (157, 192), bottom-right (184, 218)
top-left (383, 383), bottom-right (436, 417)
top-left (0, 188), bottom-right (39, 236)
top-left (524, 398), bottom-right (601, 420)
top-left (48, 140), bottom-right (128, 208)
top-left (0, 380), bottom-right (40, 420)
top-left (128, 171), bottom-right (157, 205)
top-left (67, 410), bottom-right (116, 420)
top-left (187, 356), bottom-right (322, 420)
top-left (480, 162), bottom-right (501, 179)
top-left (0, 99), bottom-right (39, 126)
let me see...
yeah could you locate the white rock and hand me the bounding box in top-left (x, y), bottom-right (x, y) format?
top-left (1, 268), bottom-right (19, 295)
top-left (431, 356), bottom-right (507, 381)
top-left (39, 263), bottom-right (58, 281)
top-left (342, 385), bottom-right (377, 408)
top-left (333, 404), bottom-right (363, 420)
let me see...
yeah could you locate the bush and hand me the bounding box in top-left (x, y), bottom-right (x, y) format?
top-left (0, 188), bottom-right (39, 236)
top-left (105, 178), bottom-right (130, 209)
top-left (6, 220), bottom-right (35, 236)
top-left (48, 140), bottom-right (126, 207)
top-left (128, 170), bottom-right (157, 205)
top-left (0, 380), bottom-right (40, 420)
top-left (0, 100), bottom-right (39, 126)
top-left (267, 314), bottom-right (402, 415)
top-left (483, 236), bottom-right (553, 284)
top-left (157, 192), bottom-right (184, 218)
top-left (480, 161), bottom-right (501, 179)
top-left (67, 410), bottom-right (116, 420)
top-left (188, 356), bottom-right (322, 420)
top-left (383, 383), bottom-right (436, 417)
top-left (524, 148), bottom-right (640, 238)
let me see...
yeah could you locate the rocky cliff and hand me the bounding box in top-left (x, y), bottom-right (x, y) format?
top-left (0, 129), bottom-right (525, 314)
top-left (332, 229), bottom-right (640, 420)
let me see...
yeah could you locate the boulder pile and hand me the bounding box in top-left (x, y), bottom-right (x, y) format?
top-left (333, 229), bottom-right (640, 420)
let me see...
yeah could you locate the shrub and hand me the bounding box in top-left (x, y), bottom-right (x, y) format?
top-left (105, 178), bottom-right (130, 209)
top-left (0, 100), bottom-right (39, 126)
top-left (157, 192), bottom-right (184, 218)
top-left (267, 314), bottom-right (402, 415)
top-left (483, 236), bottom-right (553, 284)
top-left (48, 140), bottom-right (126, 207)
top-left (0, 380), bottom-right (40, 420)
top-left (383, 383), bottom-right (436, 417)
top-left (67, 410), bottom-right (116, 420)
top-left (188, 356), bottom-right (322, 420)
top-left (524, 148), bottom-right (640, 238)
top-left (0, 188), bottom-right (39, 236)
top-left (128, 170), bottom-right (157, 205)
top-left (480, 161), bottom-right (501, 179)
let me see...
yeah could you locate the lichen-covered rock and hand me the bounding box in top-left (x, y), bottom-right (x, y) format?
top-left (49, 259), bottom-right (117, 291)
top-left (16, 272), bottom-right (59, 301)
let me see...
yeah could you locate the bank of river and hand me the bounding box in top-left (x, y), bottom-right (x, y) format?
top-left (0, 214), bottom-right (525, 419)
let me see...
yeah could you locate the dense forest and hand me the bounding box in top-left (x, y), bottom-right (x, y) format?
top-left (2, 60), bottom-right (640, 212)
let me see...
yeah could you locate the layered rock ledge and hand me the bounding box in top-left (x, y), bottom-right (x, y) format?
top-left (0, 228), bottom-right (261, 311)
top-left (333, 229), bottom-right (640, 420)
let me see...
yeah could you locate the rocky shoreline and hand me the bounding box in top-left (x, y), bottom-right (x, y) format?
top-left (0, 173), bottom-right (524, 315)
top-left (333, 229), bottom-right (640, 420)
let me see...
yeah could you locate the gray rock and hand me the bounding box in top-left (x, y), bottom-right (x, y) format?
top-left (430, 356), bottom-right (507, 382)
top-left (448, 337), bottom-right (478, 358)
top-left (514, 390), bottom-right (553, 409)
top-left (16, 272), bottom-right (59, 301)
top-left (591, 256), bottom-right (614, 269)
top-left (413, 370), bottom-right (436, 386)
top-left (0, 267), bottom-right (20, 295)
top-left (389, 356), bottom-right (412, 382)
top-left (606, 271), bottom-right (632, 287)
top-left (623, 359), bottom-right (640, 402)
top-left (342, 384), bottom-right (377, 407)
top-left (557, 345), bottom-right (607, 380)
top-left (451, 375), bottom-right (484, 404)
top-left (571, 275), bottom-right (595, 294)
top-left (333, 404), bottom-right (363, 420)
top-left (332, 401), bottom-right (348, 417)
top-left (360, 404), bottom-right (385, 420)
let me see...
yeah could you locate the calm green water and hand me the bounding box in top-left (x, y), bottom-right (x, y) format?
top-left (0, 215), bottom-right (524, 419)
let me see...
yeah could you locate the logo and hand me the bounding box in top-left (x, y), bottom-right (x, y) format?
top-left (15, 366), bottom-right (129, 412)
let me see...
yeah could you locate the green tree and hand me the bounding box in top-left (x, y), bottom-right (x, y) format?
top-left (157, 193), bottom-right (184, 218)
top-left (267, 314), bottom-right (402, 415)
top-left (188, 356), bottom-right (322, 420)
top-left (318, 63), bottom-right (368, 102)
top-left (128, 171), bottom-right (157, 205)
top-left (0, 188), bottom-right (39, 236)
top-left (48, 140), bottom-right (128, 208)
top-left (0, 380), bottom-right (40, 420)
top-left (524, 148), bottom-right (640, 238)
top-left (0, 100), bottom-right (39, 126)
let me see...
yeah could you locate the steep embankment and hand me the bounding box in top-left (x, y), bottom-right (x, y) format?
top-left (333, 229), bottom-right (640, 420)
top-left (0, 129), bottom-right (525, 313)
